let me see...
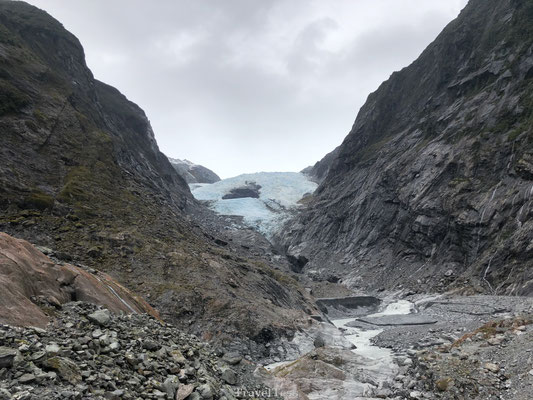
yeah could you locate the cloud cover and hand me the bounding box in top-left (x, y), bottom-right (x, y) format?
top-left (23, 0), bottom-right (468, 178)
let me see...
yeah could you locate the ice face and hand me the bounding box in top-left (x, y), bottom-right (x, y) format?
top-left (190, 172), bottom-right (317, 237)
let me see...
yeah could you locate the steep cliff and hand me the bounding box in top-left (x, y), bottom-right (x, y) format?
top-left (0, 1), bottom-right (318, 355)
top-left (301, 146), bottom-right (340, 183)
top-left (281, 0), bottom-right (533, 295)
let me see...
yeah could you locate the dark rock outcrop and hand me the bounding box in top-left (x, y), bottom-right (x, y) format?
top-left (315, 296), bottom-right (381, 318)
top-left (280, 0), bottom-right (533, 295)
top-left (0, 1), bottom-right (318, 355)
top-left (168, 157), bottom-right (221, 184)
top-left (222, 182), bottom-right (261, 200)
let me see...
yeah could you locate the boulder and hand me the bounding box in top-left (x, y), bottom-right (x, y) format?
top-left (0, 347), bottom-right (17, 368)
top-left (222, 353), bottom-right (242, 365)
top-left (43, 356), bottom-right (82, 385)
top-left (162, 375), bottom-right (180, 398)
top-left (87, 309), bottom-right (111, 326)
top-left (222, 368), bottom-right (238, 385)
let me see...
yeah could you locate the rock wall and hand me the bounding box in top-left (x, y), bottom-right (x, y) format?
top-left (280, 0), bottom-right (533, 295)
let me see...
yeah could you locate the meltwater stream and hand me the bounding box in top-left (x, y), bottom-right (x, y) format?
top-left (333, 300), bottom-right (414, 365)
top-left (263, 299), bottom-right (415, 399)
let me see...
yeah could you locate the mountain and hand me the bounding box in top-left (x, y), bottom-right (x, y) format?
top-left (0, 0), bottom-right (318, 357)
top-left (301, 146), bottom-right (340, 183)
top-left (279, 0), bottom-right (533, 295)
top-left (168, 157), bottom-right (221, 184)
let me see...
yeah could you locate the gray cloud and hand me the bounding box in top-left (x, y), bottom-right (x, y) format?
top-left (23, 0), bottom-right (468, 178)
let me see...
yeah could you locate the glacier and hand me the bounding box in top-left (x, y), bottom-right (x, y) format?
top-left (190, 172), bottom-right (317, 237)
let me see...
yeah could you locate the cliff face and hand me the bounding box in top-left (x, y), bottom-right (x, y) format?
top-left (281, 0), bottom-right (533, 295)
top-left (301, 146), bottom-right (340, 183)
top-left (0, 1), bottom-right (317, 354)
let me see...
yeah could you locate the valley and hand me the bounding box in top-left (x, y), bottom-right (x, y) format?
top-left (0, 0), bottom-right (532, 399)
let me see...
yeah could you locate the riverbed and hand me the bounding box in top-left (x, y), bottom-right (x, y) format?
top-left (262, 299), bottom-right (415, 399)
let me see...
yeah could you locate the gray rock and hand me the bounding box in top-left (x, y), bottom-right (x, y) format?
top-left (162, 375), bottom-right (180, 399)
top-left (105, 390), bottom-right (124, 399)
top-left (43, 357), bottom-right (82, 385)
top-left (277, 0), bottom-right (533, 297)
top-left (45, 344), bottom-right (60, 356)
top-left (142, 340), bottom-right (161, 351)
top-left (176, 384), bottom-right (195, 400)
top-left (18, 374), bottom-right (35, 384)
top-left (484, 362), bottom-right (500, 373)
top-left (222, 353), bottom-right (242, 365)
top-left (168, 158), bottom-right (221, 184)
top-left (221, 368), bottom-right (237, 385)
top-left (87, 309), bottom-right (111, 326)
top-left (0, 388), bottom-right (11, 400)
top-left (197, 383), bottom-right (214, 400)
top-left (0, 347), bottom-right (17, 368)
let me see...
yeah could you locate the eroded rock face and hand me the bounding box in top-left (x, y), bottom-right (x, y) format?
top-left (0, 232), bottom-right (158, 328)
top-left (279, 0), bottom-right (533, 295)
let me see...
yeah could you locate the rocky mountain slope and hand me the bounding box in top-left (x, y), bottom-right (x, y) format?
top-left (0, 0), bottom-right (318, 357)
top-left (168, 158), bottom-right (221, 184)
top-left (280, 0), bottom-right (533, 295)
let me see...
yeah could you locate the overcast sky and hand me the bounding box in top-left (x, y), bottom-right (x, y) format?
top-left (24, 0), bottom-right (468, 178)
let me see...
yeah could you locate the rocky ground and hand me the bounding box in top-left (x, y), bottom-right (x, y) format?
top-left (371, 294), bottom-right (533, 400)
top-left (0, 302), bottom-right (280, 400)
top-left (245, 293), bottom-right (533, 400)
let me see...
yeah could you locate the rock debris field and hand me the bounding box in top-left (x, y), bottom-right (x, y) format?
top-left (0, 302), bottom-right (278, 400)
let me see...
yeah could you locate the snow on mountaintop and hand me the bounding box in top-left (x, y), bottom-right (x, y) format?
top-left (190, 172), bottom-right (317, 237)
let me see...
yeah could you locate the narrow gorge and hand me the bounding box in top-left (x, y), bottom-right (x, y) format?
top-left (0, 0), bottom-right (532, 399)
